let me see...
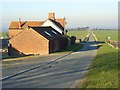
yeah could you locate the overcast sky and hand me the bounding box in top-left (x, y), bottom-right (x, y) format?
top-left (1, 0), bottom-right (119, 31)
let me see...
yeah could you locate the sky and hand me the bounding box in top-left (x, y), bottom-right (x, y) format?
top-left (1, 0), bottom-right (119, 31)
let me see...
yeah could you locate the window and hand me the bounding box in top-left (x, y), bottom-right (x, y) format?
top-left (52, 30), bottom-right (57, 35)
top-left (44, 31), bottom-right (52, 37)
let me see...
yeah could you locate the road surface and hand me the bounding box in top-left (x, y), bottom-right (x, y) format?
top-left (2, 34), bottom-right (98, 88)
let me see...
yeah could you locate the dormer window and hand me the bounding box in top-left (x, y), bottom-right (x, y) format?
top-left (44, 31), bottom-right (52, 37)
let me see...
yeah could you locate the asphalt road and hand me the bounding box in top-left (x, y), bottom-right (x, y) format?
top-left (2, 53), bottom-right (66, 78)
top-left (2, 34), bottom-right (98, 88)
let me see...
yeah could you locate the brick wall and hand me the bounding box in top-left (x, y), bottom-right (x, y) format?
top-left (9, 29), bottom-right (23, 38)
top-left (9, 28), bottom-right (49, 55)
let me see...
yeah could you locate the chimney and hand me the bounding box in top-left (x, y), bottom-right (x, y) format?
top-left (18, 18), bottom-right (21, 29)
top-left (48, 12), bottom-right (55, 20)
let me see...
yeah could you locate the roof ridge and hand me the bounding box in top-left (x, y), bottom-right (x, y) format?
top-left (48, 19), bottom-right (64, 31)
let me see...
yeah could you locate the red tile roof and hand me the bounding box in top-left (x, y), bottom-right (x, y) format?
top-left (56, 18), bottom-right (65, 27)
top-left (9, 21), bottom-right (44, 29)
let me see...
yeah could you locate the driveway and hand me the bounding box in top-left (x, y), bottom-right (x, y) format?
top-left (2, 34), bottom-right (98, 88)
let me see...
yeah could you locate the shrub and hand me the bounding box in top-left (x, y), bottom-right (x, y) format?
top-left (70, 36), bottom-right (76, 44)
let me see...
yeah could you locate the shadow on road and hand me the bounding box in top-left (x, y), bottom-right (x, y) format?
top-left (2, 54), bottom-right (32, 60)
top-left (78, 41), bottom-right (105, 52)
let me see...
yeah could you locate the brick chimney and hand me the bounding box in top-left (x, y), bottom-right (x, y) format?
top-left (48, 12), bottom-right (55, 20)
top-left (18, 18), bottom-right (21, 29)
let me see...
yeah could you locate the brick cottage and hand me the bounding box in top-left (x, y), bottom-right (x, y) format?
top-left (8, 12), bottom-right (68, 55)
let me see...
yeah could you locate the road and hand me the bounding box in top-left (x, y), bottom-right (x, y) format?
top-left (2, 34), bottom-right (98, 88)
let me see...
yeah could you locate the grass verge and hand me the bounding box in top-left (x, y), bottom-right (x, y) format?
top-left (78, 43), bottom-right (119, 88)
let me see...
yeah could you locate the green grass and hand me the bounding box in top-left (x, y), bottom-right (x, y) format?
top-left (78, 43), bottom-right (119, 88)
top-left (68, 30), bottom-right (89, 39)
top-left (93, 30), bottom-right (118, 41)
top-left (0, 32), bottom-right (9, 39)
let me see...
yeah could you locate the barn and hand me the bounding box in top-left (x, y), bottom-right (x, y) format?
top-left (8, 26), bottom-right (68, 55)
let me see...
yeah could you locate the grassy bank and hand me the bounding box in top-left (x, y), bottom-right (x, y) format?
top-left (78, 43), bottom-right (119, 88)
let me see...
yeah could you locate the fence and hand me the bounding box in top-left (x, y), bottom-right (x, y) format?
top-left (108, 40), bottom-right (120, 49)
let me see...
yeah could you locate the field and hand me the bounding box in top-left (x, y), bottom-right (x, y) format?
top-left (78, 43), bottom-right (119, 88)
top-left (93, 30), bottom-right (118, 41)
top-left (67, 30), bottom-right (89, 39)
top-left (0, 32), bottom-right (9, 39)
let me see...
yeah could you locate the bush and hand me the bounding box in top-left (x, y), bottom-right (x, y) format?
top-left (70, 36), bottom-right (76, 44)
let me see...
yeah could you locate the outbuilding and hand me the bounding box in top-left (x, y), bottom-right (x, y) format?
top-left (8, 26), bottom-right (68, 55)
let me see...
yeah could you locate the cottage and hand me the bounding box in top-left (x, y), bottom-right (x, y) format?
top-left (8, 12), bottom-right (68, 55)
top-left (8, 26), bottom-right (68, 55)
top-left (9, 12), bottom-right (66, 38)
